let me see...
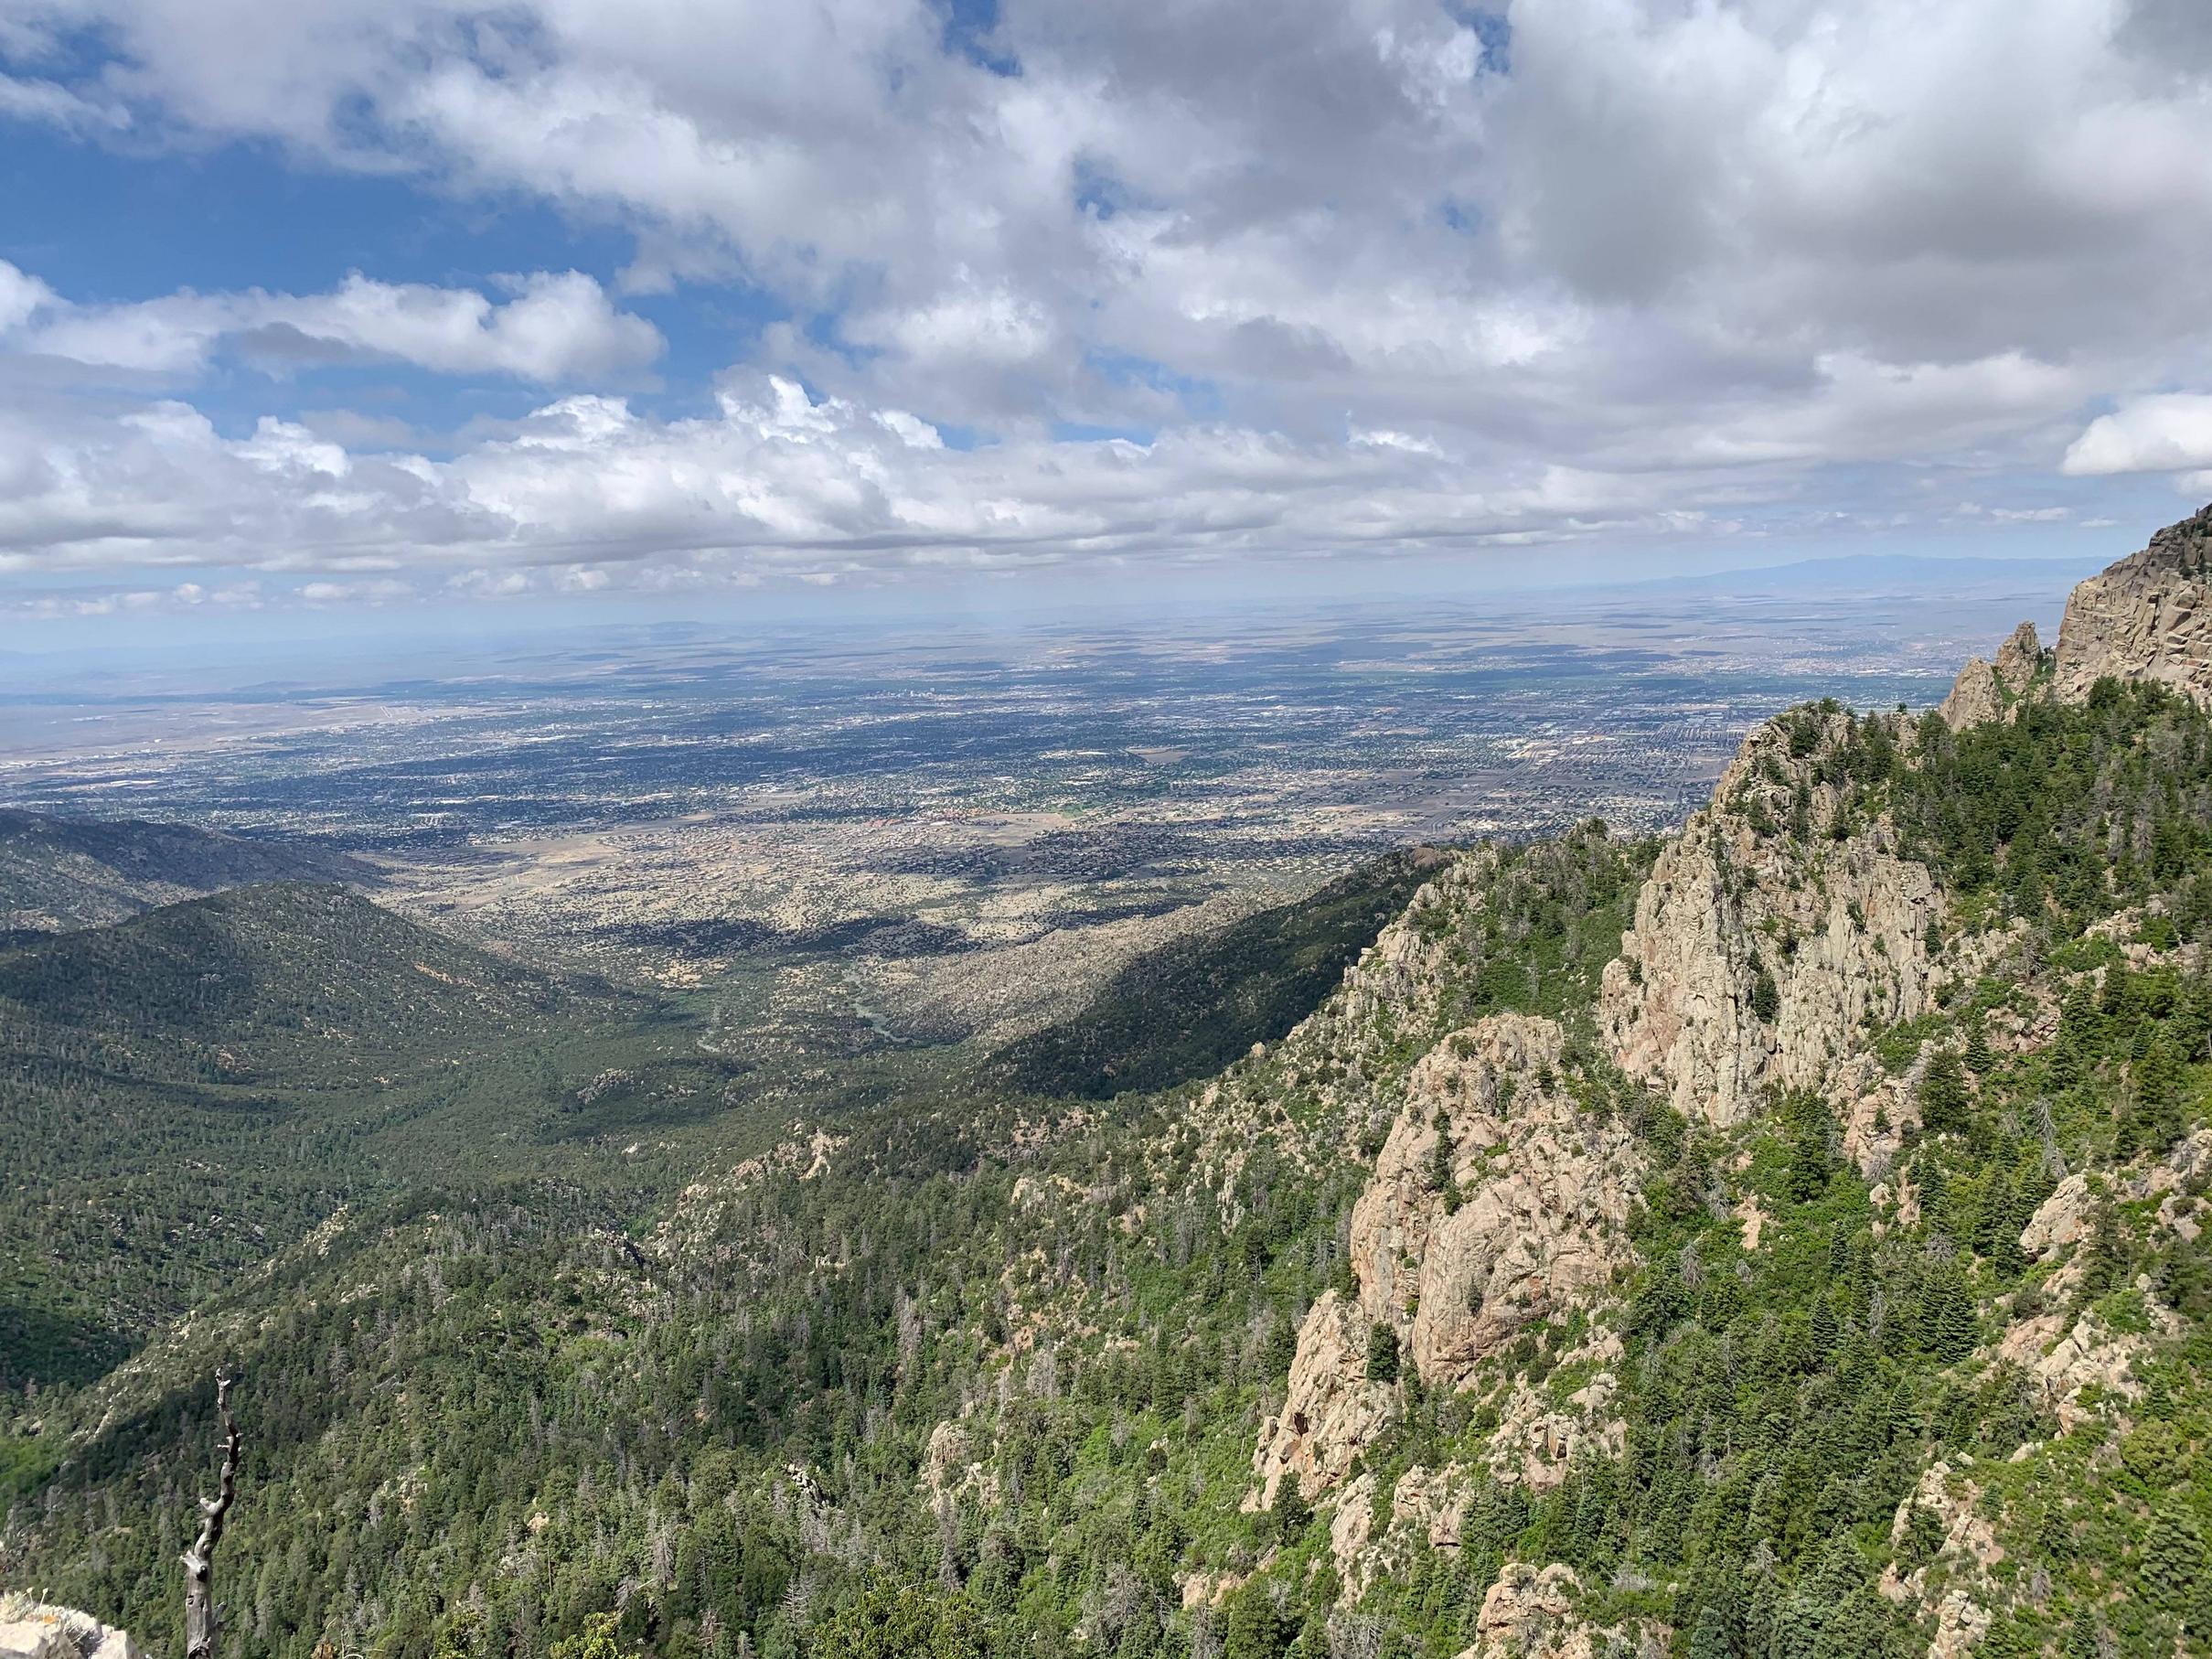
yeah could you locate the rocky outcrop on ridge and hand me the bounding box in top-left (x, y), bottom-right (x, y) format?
top-left (1252, 1289), bottom-right (1398, 1505)
top-left (1348, 1013), bottom-right (1640, 1386)
top-left (1254, 1013), bottom-right (1637, 1502)
top-left (1289, 846), bottom-right (1505, 1139)
top-left (2055, 502), bottom-right (2212, 704)
top-left (1598, 710), bottom-right (1946, 1127)
top-left (1483, 1367), bottom-right (1627, 1491)
top-left (1453, 1564), bottom-right (1646, 1659)
top-left (1250, 504), bottom-right (2212, 1632)
top-left (1939, 620), bottom-right (2046, 730)
top-left (0, 1600), bottom-right (138, 1659)
top-left (1604, 504), bottom-right (2212, 1133)
top-left (1879, 1462), bottom-right (2002, 1659)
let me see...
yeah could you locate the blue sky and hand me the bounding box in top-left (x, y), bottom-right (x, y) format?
top-left (2, 0), bottom-right (2211, 643)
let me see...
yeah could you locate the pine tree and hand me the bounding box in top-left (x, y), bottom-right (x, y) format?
top-left (1920, 1259), bottom-right (1977, 1362)
top-left (2142, 1509), bottom-right (2204, 1614)
top-left (1223, 1584), bottom-right (1291, 1659)
top-left (2128, 1031), bottom-right (2185, 1155)
top-left (1972, 1168), bottom-right (2017, 1264)
top-left (1919, 1048), bottom-right (1971, 1136)
top-left (1271, 1481), bottom-right (1310, 1547)
top-left (1365, 1323), bottom-right (1400, 1384)
top-left (1686, 1604), bottom-right (1735, 1659)
top-left (1965, 1022), bottom-right (1993, 1075)
top-left (1750, 966), bottom-right (1780, 1023)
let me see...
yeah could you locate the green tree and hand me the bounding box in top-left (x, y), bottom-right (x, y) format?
top-left (811, 1579), bottom-right (993, 1659)
top-left (1920, 1258), bottom-right (1978, 1362)
top-left (550, 1614), bottom-right (627, 1659)
top-left (1272, 1480), bottom-right (1311, 1547)
top-left (1223, 1584), bottom-right (1291, 1659)
top-left (2143, 1508), bottom-right (2204, 1615)
top-left (1750, 966), bottom-right (1780, 1023)
top-left (1964, 1023), bottom-right (1993, 1075)
top-left (1919, 1048), bottom-right (1971, 1136)
top-left (1686, 1604), bottom-right (1735, 1659)
top-left (1366, 1323), bottom-right (1400, 1383)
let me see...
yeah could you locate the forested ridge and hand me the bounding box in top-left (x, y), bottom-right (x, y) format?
top-left (10, 605), bottom-right (2212, 1656)
top-left (0, 808), bottom-right (370, 934)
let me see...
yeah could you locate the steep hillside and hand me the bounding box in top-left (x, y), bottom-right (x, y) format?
top-left (13, 509), bottom-right (2212, 1659)
top-left (989, 847), bottom-right (1451, 1098)
top-left (0, 885), bottom-right (798, 1395)
top-left (0, 882), bottom-right (591, 1073)
top-left (0, 808), bottom-right (369, 933)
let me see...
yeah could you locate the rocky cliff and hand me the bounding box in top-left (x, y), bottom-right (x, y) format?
top-left (1597, 708), bottom-right (1947, 1129)
top-left (1254, 1013), bottom-right (1640, 1504)
top-left (1601, 503), bottom-right (2212, 1134)
top-left (1259, 503), bottom-right (2212, 1637)
top-left (1346, 1013), bottom-right (1639, 1388)
top-left (2054, 501), bottom-right (2212, 703)
top-left (1938, 619), bottom-right (2046, 730)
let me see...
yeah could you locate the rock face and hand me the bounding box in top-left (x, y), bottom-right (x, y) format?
top-left (2018, 1172), bottom-right (2092, 1260)
top-left (1939, 621), bottom-right (2046, 730)
top-left (0, 1600), bottom-right (138, 1659)
top-left (1254, 1014), bottom-right (1636, 1503)
top-left (2055, 502), bottom-right (2212, 704)
top-left (1326, 1463), bottom-right (1478, 1600)
top-left (1348, 1013), bottom-right (1640, 1386)
top-left (1455, 1564), bottom-right (1640, 1659)
top-left (1294, 846), bottom-right (1505, 1118)
top-left (1880, 1461), bottom-right (2001, 1657)
top-left (1252, 1289), bottom-right (1397, 1505)
top-left (1599, 711), bottom-right (1944, 1127)
top-left (1484, 1369), bottom-right (1627, 1491)
top-left (1995, 1304), bottom-right (2148, 1432)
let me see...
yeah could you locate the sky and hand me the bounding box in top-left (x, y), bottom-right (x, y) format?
top-left (5, 0), bottom-right (2212, 640)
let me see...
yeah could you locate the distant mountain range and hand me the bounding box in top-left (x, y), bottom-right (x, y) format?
top-left (1588, 550), bottom-right (2108, 604)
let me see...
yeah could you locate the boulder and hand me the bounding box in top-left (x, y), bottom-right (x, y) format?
top-left (0, 1600), bottom-right (138, 1659)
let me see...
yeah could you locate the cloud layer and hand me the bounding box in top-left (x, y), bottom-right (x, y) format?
top-left (2, 265), bottom-right (662, 380)
top-left (5, 0), bottom-right (2212, 614)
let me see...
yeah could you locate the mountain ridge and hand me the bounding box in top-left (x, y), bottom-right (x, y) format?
top-left (0, 808), bottom-right (372, 935)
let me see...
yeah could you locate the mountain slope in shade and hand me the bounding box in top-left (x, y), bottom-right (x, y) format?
top-left (0, 883), bottom-right (737, 1397)
top-left (0, 881), bottom-right (583, 1064)
top-left (988, 846), bottom-right (1452, 1098)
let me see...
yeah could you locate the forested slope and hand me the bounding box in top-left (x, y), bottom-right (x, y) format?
top-left (0, 884), bottom-right (774, 1392)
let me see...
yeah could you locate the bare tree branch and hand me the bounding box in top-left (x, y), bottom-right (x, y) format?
top-left (181, 1370), bottom-right (241, 1659)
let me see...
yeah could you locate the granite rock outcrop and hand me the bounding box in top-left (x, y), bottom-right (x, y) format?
top-left (1598, 710), bottom-right (1944, 1127)
top-left (2055, 503), bottom-right (2212, 704)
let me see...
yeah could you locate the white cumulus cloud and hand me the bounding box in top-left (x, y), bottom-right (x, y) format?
top-left (2064, 395), bottom-right (2212, 476)
top-left (10, 268), bottom-right (662, 381)
top-left (5, 0), bottom-right (2212, 612)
